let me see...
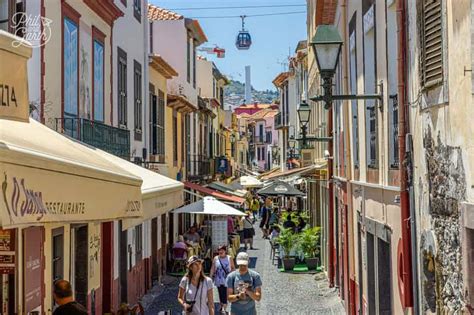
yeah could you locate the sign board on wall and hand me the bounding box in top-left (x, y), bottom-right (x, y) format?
top-left (23, 226), bottom-right (43, 313)
top-left (0, 36), bottom-right (30, 122)
top-left (0, 229), bottom-right (15, 274)
top-left (211, 216), bottom-right (228, 250)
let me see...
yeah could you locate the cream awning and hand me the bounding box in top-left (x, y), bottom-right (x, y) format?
top-left (93, 150), bottom-right (184, 230)
top-left (0, 119), bottom-right (144, 228)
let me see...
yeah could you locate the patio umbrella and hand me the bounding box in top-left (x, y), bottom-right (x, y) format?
top-left (173, 196), bottom-right (247, 216)
top-left (240, 175), bottom-right (264, 188)
top-left (256, 180), bottom-right (305, 197)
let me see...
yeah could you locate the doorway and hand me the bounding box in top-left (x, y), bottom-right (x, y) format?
top-left (366, 231), bottom-right (376, 315)
top-left (72, 225), bottom-right (88, 309)
top-left (101, 222), bottom-right (113, 313)
top-left (118, 221), bottom-right (128, 304)
top-left (357, 221), bottom-right (363, 314)
top-left (377, 238), bottom-right (392, 314)
top-left (161, 214), bottom-right (167, 278)
top-left (151, 218), bottom-right (158, 283)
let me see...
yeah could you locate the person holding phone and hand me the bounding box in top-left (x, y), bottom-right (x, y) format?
top-left (178, 256), bottom-right (215, 315)
top-left (226, 252), bottom-right (262, 315)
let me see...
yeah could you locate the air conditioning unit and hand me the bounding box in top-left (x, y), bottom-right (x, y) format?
top-left (300, 149), bottom-right (314, 167)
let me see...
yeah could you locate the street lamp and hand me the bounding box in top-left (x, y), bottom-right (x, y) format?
top-left (230, 133), bottom-right (236, 158)
top-left (309, 25), bottom-right (383, 109)
top-left (288, 138), bottom-right (296, 159)
top-left (296, 101), bottom-right (331, 146)
top-left (311, 25), bottom-right (343, 77)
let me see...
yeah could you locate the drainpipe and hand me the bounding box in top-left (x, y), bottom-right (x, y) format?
top-left (397, 0), bottom-right (417, 312)
top-left (328, 86), bottom-right (335, 288)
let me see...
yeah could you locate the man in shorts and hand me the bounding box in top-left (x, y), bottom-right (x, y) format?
top-left (259, 198), bottom-right (271, 239)
top-left (226, 252), bottom-right (262, 315)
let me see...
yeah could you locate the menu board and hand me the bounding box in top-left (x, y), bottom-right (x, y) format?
top-left (211, 216), bottom-right (228, 250)
top-left (0, 229), bottom-right (15, 274)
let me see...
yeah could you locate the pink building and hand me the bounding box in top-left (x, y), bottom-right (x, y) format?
top-left (234, 102), bottom-right (279, 116)
top-left (245, 109), bottom-right (279, 171)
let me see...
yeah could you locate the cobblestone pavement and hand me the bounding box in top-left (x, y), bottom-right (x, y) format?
top-left (143, 223), bottom-right (345, 315)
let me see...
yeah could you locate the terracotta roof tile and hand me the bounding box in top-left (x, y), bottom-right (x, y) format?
top-left (148, 4), bottom-right (183, 21)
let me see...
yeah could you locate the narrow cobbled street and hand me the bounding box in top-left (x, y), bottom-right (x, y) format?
top-left (143, 224), bottom-right (344, 315)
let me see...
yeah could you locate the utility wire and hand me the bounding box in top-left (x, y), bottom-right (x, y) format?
top-left (169, 4), bottom-right (306, 10)
top-left (189, 11), bottom-right (306, 19)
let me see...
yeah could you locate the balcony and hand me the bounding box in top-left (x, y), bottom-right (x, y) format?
top-left (55, 117), bottom-right (130, 160)
top-left (187, 154), bottom-right (212, 182)
top-left (274, 112), bottom-right (287, 130)
top-left (256, 135), bottom-right (264, 144)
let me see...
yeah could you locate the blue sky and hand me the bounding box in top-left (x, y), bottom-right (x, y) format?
top-left (150, 0), bottom-right (307, 91)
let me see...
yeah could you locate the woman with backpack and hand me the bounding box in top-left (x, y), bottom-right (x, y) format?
top-left (178, 256), bottom-right (215, 315)
top-left (210, 245), bottom-right (235, 314)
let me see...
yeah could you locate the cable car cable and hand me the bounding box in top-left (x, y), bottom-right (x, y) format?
top-left (168, 4), bottom-right (306, 11)
top-left (189, 11), bottom-right (306, 19)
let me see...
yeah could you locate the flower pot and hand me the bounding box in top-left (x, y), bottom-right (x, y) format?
top-left (305, 257), bottom-right (319, 270)
top-left (282, 257), bottom-right (296, 271)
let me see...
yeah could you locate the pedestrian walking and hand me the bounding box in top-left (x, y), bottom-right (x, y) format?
top-left (178, 256), bottom-right (215, 315)
top-left (210, 245), bottom-right (236, 313)
top-left (226, 252), bottom-right (262, 315)
top-left (259, 200), bottom-right (270, 239)
top-left (250, 197), bottom-right (259, 223)
top-left (242, 212), bottom-right (255, 250)
top-left (52, 279), bottom-right (87, 315)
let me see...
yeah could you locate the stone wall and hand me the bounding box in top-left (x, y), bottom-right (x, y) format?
top-left (421, 126), bottom-right (466, 313)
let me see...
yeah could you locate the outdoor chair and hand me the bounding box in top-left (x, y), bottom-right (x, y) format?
top-left (171, 247), bottom-right (187, 273)
top-left (269, 240), bottom-right (280, 265)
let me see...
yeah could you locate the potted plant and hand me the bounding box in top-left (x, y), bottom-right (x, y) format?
top-left (299, 227), bottom-right (321, 270)
top-left (275, 226), bottom-right (299, 271)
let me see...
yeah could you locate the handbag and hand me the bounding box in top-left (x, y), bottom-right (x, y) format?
top-left (185, 278), bottom-right (201, 313)
top-left (245, 218), bottom-right (256, 237)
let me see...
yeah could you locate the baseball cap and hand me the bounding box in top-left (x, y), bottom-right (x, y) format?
top-left (236, 252), bottom-right (249, 266)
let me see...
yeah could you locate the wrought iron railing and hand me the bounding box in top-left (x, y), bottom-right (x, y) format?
top-left (186, 154), bottom-right (212, 180)
top-left (55, 117), bottom-right (130, 160)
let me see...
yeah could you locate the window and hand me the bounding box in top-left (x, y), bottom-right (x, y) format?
top-left (259, 124), bottom-right (263, 142)
top-left (363, 3), bottom-right (378, 168)
top-left (117, 47), bottom-right (127, 127)
top-left (134, 60), bottom-right (142, 140)
top-left (266, 131), bottom-right (272, 144)
top-left (63, 17), bottom-right (79, 118)
top-left (387, 2), bottom-right (399, 168)
top-left (157, 90), bottom-right (165, 156)
top-left (173, 111), bottom-right (178, 165)
top-left (133, 0), bottom-right (141, 22)
top-left (240, 151), bottom-right (244, 164)
top-left (420, 0), bottom-right (443, 89)
top-left (135, 224), bottom-right (142, 262)
top-left (285, 84), bottom-right (289, 125)
top-left (389, 95), bottom-right (399, 168)
top-left (193, 40), bottom-right (196, 88)
top-left (220, 87), bottom-right (224, 108)
top-left (349, 14), bottom-right (359, 168)
top-left (92, 27), bottom-right (105, 122)
top-left (187, 36), bottom-right (191, 83)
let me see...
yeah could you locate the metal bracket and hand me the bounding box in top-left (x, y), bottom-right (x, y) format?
top-left (310, 80), bottom-right (384, 111)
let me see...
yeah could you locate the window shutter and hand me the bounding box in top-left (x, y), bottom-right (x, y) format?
top-left (421, 0), bottom-right (443, 88)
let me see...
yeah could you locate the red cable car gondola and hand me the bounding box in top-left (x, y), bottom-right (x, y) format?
top-left (236, 15), bottom-right (252, 50)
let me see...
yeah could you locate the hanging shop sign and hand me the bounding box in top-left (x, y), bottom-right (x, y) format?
top-left (217, 158), bottom-right (229, 174)
top-left (0, 33), bottom-right (30, 122)
top-left (0, 229), bottom-right (15, 274)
